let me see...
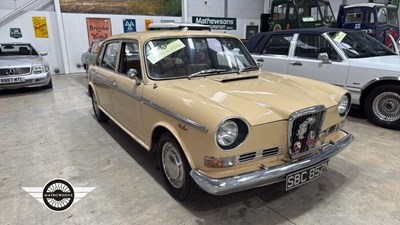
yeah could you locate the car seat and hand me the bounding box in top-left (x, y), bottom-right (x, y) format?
top-left (19, 47), bottom-right (30, 55)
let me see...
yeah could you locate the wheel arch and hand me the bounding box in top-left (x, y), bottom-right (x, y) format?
top-left (360, 78), bottom-right (400, 107)
top-left (150, 123), bottom-right (195, 169)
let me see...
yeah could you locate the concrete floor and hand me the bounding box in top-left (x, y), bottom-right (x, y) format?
top-left (0, 74), bottom-right (399, 225)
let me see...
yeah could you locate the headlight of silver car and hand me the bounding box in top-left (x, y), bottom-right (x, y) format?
top-left (33, 65), bottom-right (49, 73)
top-left (216, 118), bottom-right (249, 150)
top-left (338, 93), bottom-right (351, 116)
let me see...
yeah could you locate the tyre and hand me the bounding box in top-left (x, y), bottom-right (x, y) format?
top-left (158, 132), bottom-right (202, 201)
top-left (91, 91), bottom-right (108, 122)
top-left (364, 84), bottom-right (400, 130)
top-left (42, 78), bottom-right (53, 89)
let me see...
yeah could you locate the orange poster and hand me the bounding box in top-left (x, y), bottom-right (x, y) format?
top-left (145, 19), bottom-right (153, 31)
top-left (32, 16), bottom-right (49, 38)
top-left (86, 18), bottom-right (112, 44)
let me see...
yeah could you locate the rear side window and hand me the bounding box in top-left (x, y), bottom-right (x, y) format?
top-left (262, 34), bottom-right (293, 56)
top-left (100, 42), bottom-right (120, 71)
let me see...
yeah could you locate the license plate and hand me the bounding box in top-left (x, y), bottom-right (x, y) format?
top-left (286, 160), bottom-right (328, 190)
top-left (0, 77), bottom-right (25, 84)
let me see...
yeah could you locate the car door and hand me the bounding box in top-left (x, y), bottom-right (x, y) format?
top-left (111, 41), bottom-right (145, 140)
top-left (251, 34), bottom-right (293, 74)
top-left (287, 33), bottom-right (349, 86)
top-left (91, 41), bottom-right (121, 117)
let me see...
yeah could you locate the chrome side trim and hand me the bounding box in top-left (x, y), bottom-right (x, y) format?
top-left (116, 83), bottom-right (142, 101)
top-left (361, 76), bottom-right (400, 92)
top-left (143, 99), bottom-right (208, 133)
top-left (92, 73), bottom-right (208, 133)
top-left (91, 73), bottom-right (114, 87)
top-left (91, 73), bottom-right (142, 101)
top-left (190, 132), bottom-right (353, 195)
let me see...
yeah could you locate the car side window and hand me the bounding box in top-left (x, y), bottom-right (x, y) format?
top-left (100, 42), bottom-right (120, 71)
top-left (118, 41), bottom-right (141, 78)
top-left (262, 34), bottom-right (293, 56)
top-left (295, 34), bottom-right (340, 61)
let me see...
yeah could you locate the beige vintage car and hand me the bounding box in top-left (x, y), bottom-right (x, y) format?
top-left (87, 30), bottom-right (354, 201)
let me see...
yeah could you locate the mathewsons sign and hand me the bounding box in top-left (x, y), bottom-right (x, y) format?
top-left (192, 16), bottom-right (236, 30)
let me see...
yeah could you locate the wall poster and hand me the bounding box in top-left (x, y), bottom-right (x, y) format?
top-left (10, 28), bottom-right (22, 39)
top-left (86, 18), bottom-right (112, 44)
top-left (145, 19), bottom-right (153, 31)
top-left (32, 17), bottom-right (49, 38)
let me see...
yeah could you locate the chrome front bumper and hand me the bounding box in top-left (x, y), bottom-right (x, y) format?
top-left (190, 132), bottom-right (354, 195)
top-left (0, 72), bottom-right (51, 89)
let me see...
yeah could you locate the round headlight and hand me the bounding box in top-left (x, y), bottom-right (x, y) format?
top-left (338, 94), bottom-right (351, 116)
top-left (216, 118), bottom-right (249, 150)
top-left (216, 120), bottom-right (239, 147)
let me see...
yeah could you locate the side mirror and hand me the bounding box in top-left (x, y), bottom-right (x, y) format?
top-left (127, 68), bottom-right (141, 85)
top-left (256, 58), bottom-right (264, 67)
top-left (40, 52), bottom-right (48, 56)
top-left (318, 53), bottom-right (331, 64)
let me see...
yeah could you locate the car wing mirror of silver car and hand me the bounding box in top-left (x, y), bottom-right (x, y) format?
top-left (318, 53), bottom-right (332, 64)
top-left (256, 58), bottom-right (264, 67)
top-left (127, 68), bottom-right (141, 85)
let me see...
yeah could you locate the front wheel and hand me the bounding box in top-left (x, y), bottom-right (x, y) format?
top-left (42, 78), bottom-right (53, 89)
top-left (158, 133), bottom-right (202, 201)
top-left (364, 84), bottom-right (400, 130)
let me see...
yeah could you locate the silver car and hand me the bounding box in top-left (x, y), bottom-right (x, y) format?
top-left (0, 43), bottom-right (52, 90)
top-left (81, 40), bottom-right (102, 72)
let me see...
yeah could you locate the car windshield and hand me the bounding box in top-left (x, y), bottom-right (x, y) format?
top-left (328, 31), bottom-right (396, 58)
top-left (295, 0), bottom-right (335, 23)
top-left (145, 37), bottom-right (257, 80)
top-left (0, 44), bottom-right (38, 56)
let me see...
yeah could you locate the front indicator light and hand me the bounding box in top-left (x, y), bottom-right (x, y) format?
top-left (204, 156), bottom-right (235, 168)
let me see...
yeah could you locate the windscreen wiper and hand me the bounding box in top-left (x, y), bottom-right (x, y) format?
top-left (188, 69), bottom-right (228, 79)
top-left (240, 66), bottom-right (259, 72)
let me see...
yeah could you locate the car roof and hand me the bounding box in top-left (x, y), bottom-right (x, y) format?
top-left (245, 28), bottom-right (359, 53)
top-left (106, 30), bottom-right (235, 42)
top-left (149, 22), bottom-right (210, 30)
top-left (344, 3), bottom-right (395, 9)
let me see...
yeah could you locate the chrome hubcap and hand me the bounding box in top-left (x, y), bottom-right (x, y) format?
top-left (162, 142), bottom-right (184, 189)
top-left (372, 92), bottom-right (400, 122)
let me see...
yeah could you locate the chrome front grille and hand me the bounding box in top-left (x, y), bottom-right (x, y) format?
top-left (238, 147), bottom-right (281, 163)
top-left (288, 106), bottom-right (326, 158)
top-left (0, 67), bottom-right (31, 76)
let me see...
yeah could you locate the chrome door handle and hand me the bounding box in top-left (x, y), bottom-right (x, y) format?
top-left (290, 61), bottom-right (302, 66)
top-left (257, 58), bottom-right (264, 62)
top-left (112, 80), bottom-right (117, 86)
